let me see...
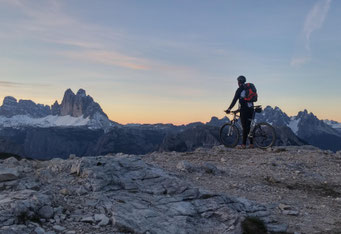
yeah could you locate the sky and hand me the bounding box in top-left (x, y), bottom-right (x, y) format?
top-left (0, 0), bottom-right (340, 124)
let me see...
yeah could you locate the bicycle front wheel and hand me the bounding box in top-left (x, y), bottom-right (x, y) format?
top-left (253, 122), bottom-right (276, 149)
top-left (220, 123), bottom-right (239, 148)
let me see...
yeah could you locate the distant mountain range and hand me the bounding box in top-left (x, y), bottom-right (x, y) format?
top-left (0, 89), bottom-right (115, 130)
top-left (256, 106), bottom-right (341, 152)
top-left (0, 89), bottom-right (340, 159)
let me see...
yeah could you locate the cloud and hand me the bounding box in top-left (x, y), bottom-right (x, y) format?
top-left (290, 56), bottom-right (311, 67)
top-left (303, 0), bottom-right (332, 50)
top-left (0, 0), bottom-right (209, 85)
top-left (60, 50), bottom-right (151, 71)
top-left (0, 80), bottom-right (51, 88)
top-left (0, 81), bottom-right (22, 87)
top-left (47, 39), bottom-right (102, 49)
top-left (291, 0), bottom-right (332, 67)
top-left (0, 0), bottom-right (151, 71)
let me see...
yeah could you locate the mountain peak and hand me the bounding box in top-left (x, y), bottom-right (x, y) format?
top-left (3, 96), bottom-right (17, 106)
top-left (51, 100), bottom-right (60, 116)
top-left (296, 109), bottom-right (316, 120)
top-left (264, 105), bottom-right (273, 111)
top-left (64, 88), bottom-right (75, 95)
top-left (76, 89), bottom-right (86, 97)
top-left (58, 88), bottom-right (109, 121)
top-left (258, 105), bottom-right (290, 126)
top-left (206, 116), bottom-right (229, 126)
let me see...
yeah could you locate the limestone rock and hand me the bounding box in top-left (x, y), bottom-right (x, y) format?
top-left (94, 214), bottom-right (110, 226)
top-left (34, 226), bottom-right (45, 234)
top-left (38, 206), bottom-right (54, 219)
top-left (3, 157), bottom-right (19, 165)
top-left (0, 150), bottom-right (293, 233)
top-left (81, 216), bottom-right (94, 223)
top-left (59, 88), bottom-right (108, 119)
top-left (176, 161), bottom-right (199, 173)
top-left (0, 167), bottom-right (19, 182)
top-left (52, 225), bottom-right (65, 232)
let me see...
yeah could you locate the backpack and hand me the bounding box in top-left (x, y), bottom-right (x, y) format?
top-left (243, 83), bottom-right (258, 102)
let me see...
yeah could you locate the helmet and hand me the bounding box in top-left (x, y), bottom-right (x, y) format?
top-left (237, 75), bottom-right (246, 83)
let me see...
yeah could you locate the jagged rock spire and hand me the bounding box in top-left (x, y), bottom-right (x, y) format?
top-left (59, 88), bottom-right (108, 118)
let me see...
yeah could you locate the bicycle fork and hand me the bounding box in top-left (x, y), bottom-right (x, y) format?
top-left (227, 125), bottom-right (233, 136)
top-left (227, 120), bottom-right (235, 136)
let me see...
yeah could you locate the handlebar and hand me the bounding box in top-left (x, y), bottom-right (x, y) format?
top-left (231, 110), bottom-right (240, 114)
top-left (224, 105), bottom-right (262, 115)
top-left (224, 109), bottom-right (240, 115)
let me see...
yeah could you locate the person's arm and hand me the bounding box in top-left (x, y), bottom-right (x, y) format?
top-left (226, 88), bottom-right (242, 112)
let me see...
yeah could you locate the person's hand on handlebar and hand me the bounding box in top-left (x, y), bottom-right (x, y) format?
top-left (224, 108), bottom-right (231, 114)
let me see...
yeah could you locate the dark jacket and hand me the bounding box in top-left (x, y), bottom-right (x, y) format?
top-left (228, 85), bottom-right (253, 111)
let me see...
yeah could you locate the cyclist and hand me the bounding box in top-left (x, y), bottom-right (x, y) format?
top-left (225, 75), bottom-right (254, 149)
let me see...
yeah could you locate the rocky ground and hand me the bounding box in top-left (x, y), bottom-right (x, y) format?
top-left (0, 150), bottom-right (288, 234)
top-left (144, 145), bottom-right (341, 234)
top-left (0, 145), bottom-right (340, 234)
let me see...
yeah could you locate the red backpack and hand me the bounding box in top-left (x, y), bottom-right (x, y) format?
top-left (244, 83), bottom-right (258, 102)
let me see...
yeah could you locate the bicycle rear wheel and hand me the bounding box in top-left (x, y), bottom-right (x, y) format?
top-left (253, 122), bottom-right (276, 149)
top-left (220, 123), bottom-right (239, 148)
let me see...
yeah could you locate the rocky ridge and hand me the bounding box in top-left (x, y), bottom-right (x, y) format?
top-left (0, 97), bottom-right (51, 118)
top-left (0, 151), bottom-right (290, 234)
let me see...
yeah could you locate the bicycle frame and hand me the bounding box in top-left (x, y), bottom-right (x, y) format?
top-left (227, 110), bottom-right (258, 139)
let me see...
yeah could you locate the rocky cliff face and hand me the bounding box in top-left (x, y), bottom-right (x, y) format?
top-left (51, 101), bottom-right (60, 116)
top-left (256, 106), bottom-right (291, 126)
top-left (294, 110), bottom-right (340, 138)
top-left (58, 89), bottom-right (108, 119)
top-left (291, 110), bottom-right (341, 151)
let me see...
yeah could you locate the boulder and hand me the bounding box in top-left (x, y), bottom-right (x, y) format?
top-left (38, 206), bottom-right (54, 219)
top-left (94, 214), bottom-right (110, 226)
top-left (0, 167), bottom-right (19, 182)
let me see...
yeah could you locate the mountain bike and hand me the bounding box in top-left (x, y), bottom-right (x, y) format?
top-left (220, 105), bottom-right (276, 149)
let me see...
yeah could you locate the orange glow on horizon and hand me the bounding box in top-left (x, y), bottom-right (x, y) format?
top-left (0, 93), bottom-right (341, 125)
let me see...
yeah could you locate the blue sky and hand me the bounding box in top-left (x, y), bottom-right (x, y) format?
top-left (0, 0), bottom-right (340, 124)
